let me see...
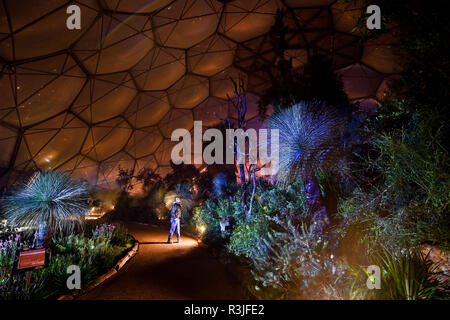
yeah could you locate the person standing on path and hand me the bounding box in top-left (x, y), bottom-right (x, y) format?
top-left (168, 197), bottom-right (182, 244)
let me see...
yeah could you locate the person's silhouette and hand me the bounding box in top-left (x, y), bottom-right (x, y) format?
top-left (167, 197), bottom-right (182, 244)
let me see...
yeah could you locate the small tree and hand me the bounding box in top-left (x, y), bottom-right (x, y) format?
top-left (116, 165), bottom-right (135, 192)
top-left (220, 76), bottom-right (266, 220)
top-left (136, 167), bottom-right (163, 194)
top-left (1, 171), bottom-right (90, 246)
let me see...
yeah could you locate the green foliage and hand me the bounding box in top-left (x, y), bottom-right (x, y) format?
top-left (0, 234), bottom-right (31, 299)
top-left (377, 249), bottom-right (448, 300)
top-left (228, 180), bottom-right (307, 258)
top-left (227, 211), bottom-right (269, 259)
top-left (194, 191), bottom-right (243, 246)
top-left (330, 0), bottom-right (450, 261)
top-left (109, 224), bottom-right (130, 247)
top-left (338, 99), bottom-right (450, 251)
top-left (195, 180), bottom-right (356, 300)
top-left (248, 214), bottom-right (349, 300)
top-left (0, 223), bottom-right (133, 300)
top-left (349, 248), bottom-right (449, 300)
top-left (194, 180), bottom-right (307, 250)
top-left (370, 111), bottom-right (448, 213)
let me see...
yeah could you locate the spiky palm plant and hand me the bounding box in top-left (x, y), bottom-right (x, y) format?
top-left (378, 248), bottom-right (448, 300)
top-left (270, 101), bottom-right (348, 232)
top-left (1, 171), bottom-right (90, 247)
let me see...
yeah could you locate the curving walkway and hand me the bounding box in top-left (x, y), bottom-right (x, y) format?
top-left (78, 222), bottom-right (246, 300)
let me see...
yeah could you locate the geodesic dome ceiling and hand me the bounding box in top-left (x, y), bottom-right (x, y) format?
top-left (0, 0), bottom-right (400, 190)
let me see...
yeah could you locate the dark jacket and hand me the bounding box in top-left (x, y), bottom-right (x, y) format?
top-left (170, 203), bottom-right (182, 220)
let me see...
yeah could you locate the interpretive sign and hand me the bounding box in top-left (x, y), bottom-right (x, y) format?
top-left (13, 247), bottom-right (50, 273)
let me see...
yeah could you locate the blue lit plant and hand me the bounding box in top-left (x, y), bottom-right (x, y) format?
top-left (270, 101), bottom-right (348, 232)
top-left (1, 170), bottom-right (90, 247)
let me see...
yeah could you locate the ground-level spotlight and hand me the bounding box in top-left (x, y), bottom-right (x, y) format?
top-left (196, 225), bottom-right (206, 244)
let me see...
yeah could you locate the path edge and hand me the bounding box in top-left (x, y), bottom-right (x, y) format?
top-left (57, 239), bottom-right (140, 300)
top-left (134, 221), bottom-right (207, 248)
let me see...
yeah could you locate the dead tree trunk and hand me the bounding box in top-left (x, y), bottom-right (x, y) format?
top-left (245, 165), bottom-right (256, 221)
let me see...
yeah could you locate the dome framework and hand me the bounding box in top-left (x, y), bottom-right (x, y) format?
top-left (0, 0), bottom-right (399, 190)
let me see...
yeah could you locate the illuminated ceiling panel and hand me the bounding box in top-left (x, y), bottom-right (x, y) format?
top-left (188, 34), bottom-right (236, 76)
top-left (168, 74), bottom-right (209, 109)
top-left (73, 14), bottom-right (154, 74)
top-left (220, 0), bottom-right (281, 42)
top-left (0, 0), bottom-right (99, 60)
top-left (153, 0), bottom-right (221, 48)
top-left (131, 46), bottom-right (186, 91)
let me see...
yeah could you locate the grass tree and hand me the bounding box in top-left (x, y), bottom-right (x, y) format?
top-left (1, 170), bottom-right (90, 247)
top-left (270, 101), bottom-right (348, 233)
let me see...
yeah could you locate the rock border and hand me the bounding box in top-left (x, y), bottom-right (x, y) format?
top-left (57, 240), bottom-right (139, 300)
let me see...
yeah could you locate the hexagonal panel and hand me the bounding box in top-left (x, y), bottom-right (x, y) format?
top-left (362, 34), bottom-right (402, 74)
top-left (228, 92), bottom-right (260, 120)
top-left (0, 0), bottom-right (403, 190)
top-left (59, 155), bottom-right (99, 184)
top-left (188, 34), bottom-right (236, 76)
top-left (331, 0), bottom-right (364, 35)
top-left (336, 63), bottom-right (384, 99)
top-left (131, 46), bottom-right (185, 91)
top-left (135, 154), bottom-right (158, 171)
top-left (158, 109), bottom-right (193, 138)
top-left (126, 126), bottom-right (163, 159)
top-left (211, 68), bottom-right (248, 99)
top-left (155, 165), bottom-right (172, 178)
top-left (153, 0), bottom-right (222, 48)
top-left (125, 92), bottom-right (171, 128)
top-left (0, 55), bottom-right (85, 127)
top-left (168, 75), bottom-right (209, 109)
top-left (154, 139), bottom-right (179, 166)
top-left (220, 0), bottom-right (280, 42)
top-left (375, 75), bottom-right (401, 101)
top-left (24, 113), bottom-right (88, 170)
top-left (73, 14), bottom-right (153, 74)
top-left (284, 0), bottom-right (333, 7)
top-left (97, 151), bottom-right (135, 189)
top-left (194, 97), bottom-right (228, 127)
top-left (73, 73), bottom-right (136, 123)
top-left (284, 49), bottom-right (308, 69)
top-left (0, 1), bottom-right (99, 60)
top-left (82, 117), bottom-right (132, 161)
